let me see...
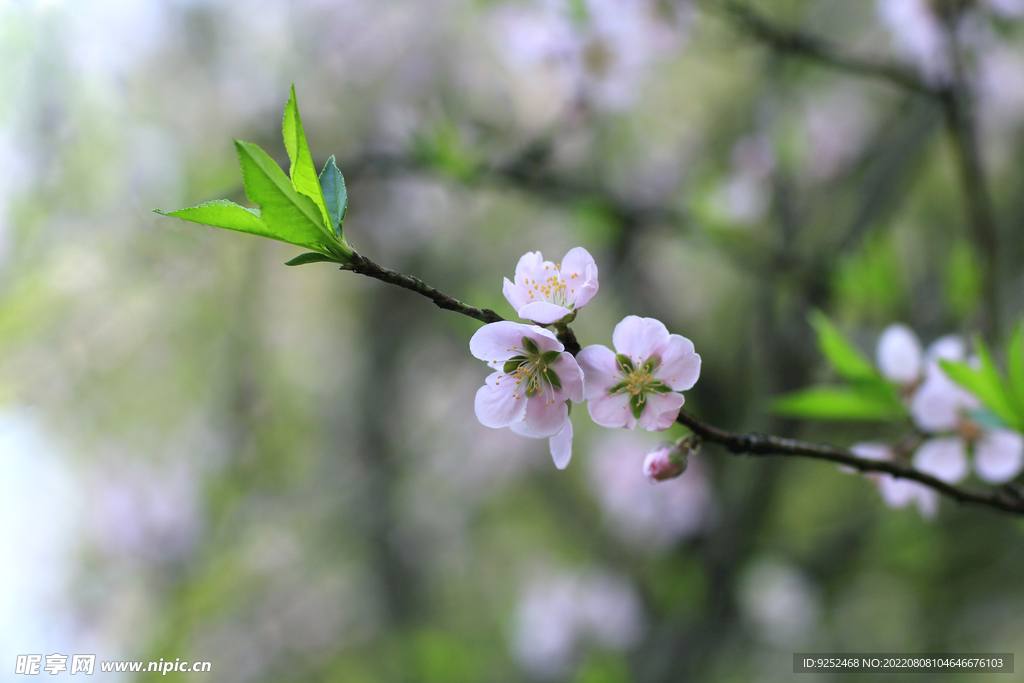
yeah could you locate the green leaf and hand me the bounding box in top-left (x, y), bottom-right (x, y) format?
top-left (284, 252), bottom-right (341, 266)
top-left (939, 351), bottom-right (1018, 430)
top-left (319, 155), bottom-right (347, 237)
top-left (234, 139), bottom-right (339, 253)
top-left (282, 85), bottom-right (330, 227)
top-left (808, 310), bottom-right (878, 382)
top-left (771, 386), bottom-right (903, 421)
top-left (1007, 321), bottom-right (1024, 418)
top-left (154, 199), bottom-right (281, 241)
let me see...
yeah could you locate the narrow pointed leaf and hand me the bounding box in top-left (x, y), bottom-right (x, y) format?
top-left (319, 155), bottom-right (347, 237)
top-left (284, 252), bottom-right (341, 266)
top-left (939, 355), bottom-right (1018, 430)
top-left (234, 139), bottom-right (336, 252)
top-left (154, 200), bottom-right (280, 240)
top-left (808, 310), bottom-right (878, 382)
top-left (1007, 321), bottom-right (1024, 418)
top-left (771, 386), bottom-right (903, 420)
top-left (282, 85), bottom-right (330, 226)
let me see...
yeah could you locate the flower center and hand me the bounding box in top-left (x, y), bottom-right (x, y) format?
top-left (610, 354), bottom-right (671, 419)
top-left (523, 264), bottom-right (579, 308)
top-left (502, 337), bottom-right (563, 401)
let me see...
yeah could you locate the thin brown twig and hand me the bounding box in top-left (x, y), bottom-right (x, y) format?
top-left (675, 408), bottom-right (1024, 514)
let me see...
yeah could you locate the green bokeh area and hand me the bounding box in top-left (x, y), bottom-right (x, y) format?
top-left (1, 1), bottom-right (1023, 682)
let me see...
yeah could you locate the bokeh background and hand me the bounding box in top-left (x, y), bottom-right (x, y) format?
top-left (2, 0), bottom-right (1024, 681)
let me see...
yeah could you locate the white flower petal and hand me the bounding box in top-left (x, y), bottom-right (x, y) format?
top-left (876, 324), bottom-right (923, 385)
top-left (877, 475), bottom-right (917, 508)
top-left (636, 392), bottom-right (684, 431)
top-left (974, 429), bottom-right (1024, 483)
top-left (510, 416), bottom-right (541, 438)
top-left (588, 392), bottom-right (635, 429)
top-left (549, 418), bottom-right (573, 469)
top-left (551, 353), bottom-right (585, 404)
top-left (850, 442), bottom-right (892, 462)
top-left (574, 263), bottom-right (600, 309)
top-left (474, 375), bottom-right (526, 428)
top-left (513, 251), bottom-right (547, 287)
top-left (525, 394), bottom-right (569, 437)
top-left (577, 345), bottom-right (621, 400)
top-left (469, 321), bottom-right (562, 361)
top-left (658, 334), bottom-right (701, 391)
top-left (560, 247), bottom-right (599, 309)
top-left (612, 315), bottom-right (670, 361)
top-left (503, 277), bottom-right (529, 312)
top-left (909, 373), bottom-right (975, 432)
top-left (846, 442), bottom-right (892, 475)
top-left (877, 477), bottom-right (938, 518)
top-left (913, 437), bottom-right (968, 483)
top-left (559, 247), bottom-right (595, 283)
top-left (518, 301), bottom-right (573, 324)
top-left (924, 334), bottom-right (966, 365)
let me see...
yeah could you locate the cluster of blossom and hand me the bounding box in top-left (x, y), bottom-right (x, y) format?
top-left (852, 324), bottom-right (1024, 518)
top-left (470, 247), bottom-right (701, 477)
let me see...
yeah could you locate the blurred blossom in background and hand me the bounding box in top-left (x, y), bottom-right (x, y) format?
top-left (1, 0), bottom-right (1024, 681)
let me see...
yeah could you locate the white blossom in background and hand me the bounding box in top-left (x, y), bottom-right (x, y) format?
top-left (512, 567), bottom-right (645, 679)
top-left (85, 458), bottom-right (200, 562)
top-left (876, 0), bottom-right (951, 84)
top-left (491, 0), bottom-right (687, 112)
top-left (471, 322), bottom-right (584, 468)
top-left (849, 443), bottom-right (939, 518)
top-left (737, 558), bottom-right (820, 647)
top-left (802, 88), bottom-right (879, 182)
top-left (875, 324), bottom-right (965, 393)
top-left (588, 433), bottom-right (713, 550)
top-left (977, 46), bottom-right (1024, 135)
top-left (875, 324), bottom-right (1024, 484)
top-left (710, 134), bottom-right (775, 224)
top-left (983, 0), bottom-right (1024, 17)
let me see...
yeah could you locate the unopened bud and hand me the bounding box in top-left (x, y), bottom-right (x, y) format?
top-left (643, 435), bottom-right (700, 484)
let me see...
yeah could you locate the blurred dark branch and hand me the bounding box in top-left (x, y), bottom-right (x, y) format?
top-left (341, 148), bottom-right (775, 276)
top-left (676, 408), bottom-right (1024, 514)
top-left (711, 0), bottom-right (1000, 336)
top-left (940, 22), bottom-right (999, 338)
top-left (706, 0), bottom-right (938, 98)
top-left (342, 251), bottom-right (504, 324)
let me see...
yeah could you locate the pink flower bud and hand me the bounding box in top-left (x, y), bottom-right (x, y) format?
top-left (643, 443), bottom-right (687, 483)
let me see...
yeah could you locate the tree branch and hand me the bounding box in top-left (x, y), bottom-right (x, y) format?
top-left (336, 253), bottom-right (1024, 516)
top-left (342, 251), bottom-right (504, 324)
top-left (675, 408), bottom-right (1024, 514)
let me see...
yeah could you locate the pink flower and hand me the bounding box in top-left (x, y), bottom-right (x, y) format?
top-left (577, 316), bottom-right (700, 431)
top-left (642, 442), bottom-right (687, 483)
top-left (470, 321), bottom-right (585, 469)
top-left (502, 248), bottom-right (599, 325)
top-left (850, 443), bottom-right (938, 519)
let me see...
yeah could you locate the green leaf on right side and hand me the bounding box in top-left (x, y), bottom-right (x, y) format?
top-left (771, 386), bottom-right (904, 421)
top-left (939, 347), bottom-right (1018, 430)
top-left (1007, 321), bottom-right (1024, 419)
top-left (808, 310), bottom-right (879, 382)
top-left (284, 252), bottom-right (341, 266)
top-left (282, 85), bottom-right (330, 227)
top-left (234, 139), bottom-right (338, 253)
top-left (319, 155), bottom-right (347, 237)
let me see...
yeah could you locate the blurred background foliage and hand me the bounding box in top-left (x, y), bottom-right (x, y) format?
top-left (1, 0), bottom-right (1024, 681)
